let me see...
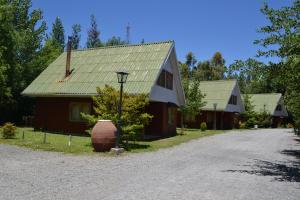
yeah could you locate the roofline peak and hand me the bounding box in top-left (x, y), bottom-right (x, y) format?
top-left (66, 40), bottom-right (175, 52)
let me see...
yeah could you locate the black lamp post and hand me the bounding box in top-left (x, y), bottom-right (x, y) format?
top-left (116, 70), bottom-right (129, 149)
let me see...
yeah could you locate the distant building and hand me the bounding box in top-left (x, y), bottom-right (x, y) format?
top-left (182, 79), bottom-right (245, 129)
top-left (22, 41), bottom-right (185, 136)
top-left (243, 93), bottom-right (288, 127)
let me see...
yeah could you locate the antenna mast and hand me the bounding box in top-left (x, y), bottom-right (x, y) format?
top-left (126, 23), bottom-right (130, 44)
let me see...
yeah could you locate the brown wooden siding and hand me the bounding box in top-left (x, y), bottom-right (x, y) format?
top-left (34, 98), bottom-right (177, 136)
top-left (34, 97), bottom-right (92, 134)
top-left (177, 111), bottom-right (239, 130)
top-left (145, 102), bottom-right (177, 136)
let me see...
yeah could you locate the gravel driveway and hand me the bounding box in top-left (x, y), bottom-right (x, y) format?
top-left (0, 129), bottom-right (299, 200)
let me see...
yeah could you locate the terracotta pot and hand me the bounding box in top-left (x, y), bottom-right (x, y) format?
top-left (91, 120), bottom-right (117, 152)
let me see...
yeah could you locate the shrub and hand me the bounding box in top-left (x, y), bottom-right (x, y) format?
top-left (82, 85), bottom-right (153, 142)
top-left (287, 123), bottom-right (294, 128)
top-left (200, 122), bottom-right (207, 131)
top-left (261, 118), bottom-right (271, 128)
top-left (1, 122), bottom-right (17, 139)
top-left (245, 117), bottom-right (257, 129)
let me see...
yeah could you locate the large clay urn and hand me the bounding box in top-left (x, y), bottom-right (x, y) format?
top-left (91, 120), bottom-right (117, 152)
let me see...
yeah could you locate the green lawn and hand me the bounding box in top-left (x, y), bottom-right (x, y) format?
top-left (0, 127), bottom-right (224, 154)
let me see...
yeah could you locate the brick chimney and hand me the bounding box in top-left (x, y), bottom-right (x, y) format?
top-left (65, 36), bottom-right (72, 77)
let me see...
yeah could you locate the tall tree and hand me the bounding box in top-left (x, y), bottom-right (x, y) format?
top-left (255, 1), bottom-right (300, 126)
top-left (178, 61), bottom-right (206, 133)
top-left (0, 0), bottom-right (48, 123)
top-left (185, 52), bottom-right (197, 69)
top-left (193, 52), bottom-right (226, 81)
top-left (51, 17), bottom-right (65, 51)
top-left (71, 24), bottom-right (81, 49)
top-left (227, 59), bottom-right (267, 93)
top-left (86, 14), bottom-right (102, 48)
top-left (0, 1), bottom-right (15, 112)
top-left (210, 52), bottom-right (226, 79)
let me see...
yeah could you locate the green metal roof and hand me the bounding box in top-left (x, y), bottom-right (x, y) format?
top-left (243, 93), bottom-right (282, 114)
top-left (199, 79), bottom-right (237, 111)
top-left (22, 41), bottom-right (174, 97)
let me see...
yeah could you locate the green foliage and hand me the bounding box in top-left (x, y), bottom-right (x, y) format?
top-left (245, 117), bottom-right (257, 129)
top-left (200, 122), bottom-right (207, 131)
top-left (51, 17), bottom-right (65, 51)
top-left (0, 0), bottom-right (60, 123)
top-left (251, 1), bottom-right (300, 132)
top-left (106, 36), bottom-right (126, 46)
top-left (184, 80), bottom-right (206, 116)
top-left (254, 1), bottom-right (300, 58)
top-left (86, 14), bottom-right (103, 48)
top-left (193, 52), bottom-right (226, 81)
top-left (81, 85), bottom-right (153, 141)
top-left (257, 111), bottom-right (271, 128)
top-left (71, 24), bottom-right (81, 49)
top-left (185, 52), bottom-right (197, 68)
top-left (1, 122), bottom-right (17, 139)
top-left (178, 55), bottom-right (206, 130)
top-left (227, 59), bottom-right (269, 94)
top-left (242, 94), bottom-right (272, 128)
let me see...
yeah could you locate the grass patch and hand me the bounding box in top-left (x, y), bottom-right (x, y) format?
top-left (0, 127), bottom-right (95, 154)
top-left (0, 127), bottom-right (224, 154)
top-left (126, 129), bottom-right (224, 153)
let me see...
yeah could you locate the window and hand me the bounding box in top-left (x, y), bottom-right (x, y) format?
top-left (157, 70), bottom-right (166, 87)
top-left (157, 70), bottom-right (173, 90)
top-left (229, 95), bottom-right (237, 105)
top-left (69, 102), bottom-right (91, 122)
top-left (166, 71), bottom-right (173, 90)
top-left (276, 104), bottom-right (282, 111)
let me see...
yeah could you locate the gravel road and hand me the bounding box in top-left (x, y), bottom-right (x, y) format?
top-left (0, 129), bottom-right (299, 200)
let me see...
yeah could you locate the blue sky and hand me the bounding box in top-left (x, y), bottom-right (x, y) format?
top-left (32, 0), bottom-right (292, 66)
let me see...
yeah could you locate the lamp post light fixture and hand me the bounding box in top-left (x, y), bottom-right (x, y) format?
top-left (115, 70), bottom-right (129, 151)
top-left (213, 103), bottom-right (217, 130)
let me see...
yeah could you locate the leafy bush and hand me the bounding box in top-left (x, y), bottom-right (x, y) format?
top-left (1, 122), bottom-right (17, 139)
top-left (123, 124), bottom-right (144, 142)
top-left (257, 111), bottom-right (271, 128)
top-left (261, 118), bottom-right (271, 128)
top-left (200, 122), bottom-right (207, 131)
top-left (287, 123), bottom-right (294, 128)
top-left (82, 85), bottom-right (153, 142)
top-left (245, 117), bottom-right (257, 129)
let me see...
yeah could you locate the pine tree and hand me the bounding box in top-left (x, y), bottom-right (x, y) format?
top-left (185, 52), bottom-right (197, 69)
top-left (71, 24), bottom-right (81, 49)
top-left (51, 17), bottom-right (65, 51)
top-left (86, 14), bottom-right (102, 48)
top-left (210, 52), bottom-right (226, 80)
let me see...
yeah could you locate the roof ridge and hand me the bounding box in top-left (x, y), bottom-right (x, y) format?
top-left (67, 40), bottom-right (174, 52)
top-left (199, 79), bottom-right (237, 83)
top-left (247, 93), bottom-right (282, 95)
